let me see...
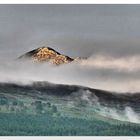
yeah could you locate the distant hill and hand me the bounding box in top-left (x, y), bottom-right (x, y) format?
top-left (0, 81), bottom-right (140, 113)
top-left (0, 81), bottom-right (140, 135)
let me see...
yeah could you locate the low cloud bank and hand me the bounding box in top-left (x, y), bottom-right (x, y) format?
top-left (1, 54), bottom-right (140, 92)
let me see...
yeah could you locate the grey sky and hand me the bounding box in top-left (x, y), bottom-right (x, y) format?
top-left (0, 4), bottom-right (140, 59)
top-left (1, 5), bottom-right (140, 92)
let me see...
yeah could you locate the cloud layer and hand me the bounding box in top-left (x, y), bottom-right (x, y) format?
top-left (0, 5), bottom-right (140, 93)
top-left (1, 53), bottom-right (140, 93)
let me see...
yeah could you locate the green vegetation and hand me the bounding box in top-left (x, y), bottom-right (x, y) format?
top-left (0, 90), bottom-right (140, 136)
top-left (0, 112), bottom-right (139, 136)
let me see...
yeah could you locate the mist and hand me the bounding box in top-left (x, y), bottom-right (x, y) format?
top-left (1, 53), bottom-right (140, 93)
top-left (1, 5), bottom-right (140, 93)
top-left (96, 105), bottom-right (140, 124)
top-left (77, 89), bottom-right (140, 123)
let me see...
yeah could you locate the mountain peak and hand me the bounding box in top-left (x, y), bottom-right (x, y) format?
top-left (18, 47), bottom-right (74, 65)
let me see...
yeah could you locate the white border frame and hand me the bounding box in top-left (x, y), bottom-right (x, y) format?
top-left (0, 2), bottom-right (139, 139)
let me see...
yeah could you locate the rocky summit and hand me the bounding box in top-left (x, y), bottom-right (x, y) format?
top-left (18, 47), bottom-right (74, 65)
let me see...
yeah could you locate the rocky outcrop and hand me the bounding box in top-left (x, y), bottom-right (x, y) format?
top-left (18, 47), bottom-right (74, 65)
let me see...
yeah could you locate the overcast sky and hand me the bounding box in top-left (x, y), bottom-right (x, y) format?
top-left (0, 4), bottom-right (140, 59)
top-left (1, 5), bottom-right (140, 92)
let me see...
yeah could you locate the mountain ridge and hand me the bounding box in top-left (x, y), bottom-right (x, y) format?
top-left (18, 47), bottom-right (74, 65)
top-left (0, 81), bottom-right (140, 112)
top-left (18, 46), bottom-right (87, 65)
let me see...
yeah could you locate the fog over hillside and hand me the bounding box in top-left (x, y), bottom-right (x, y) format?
top-left (0, 5), bottom-right (140, 92)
